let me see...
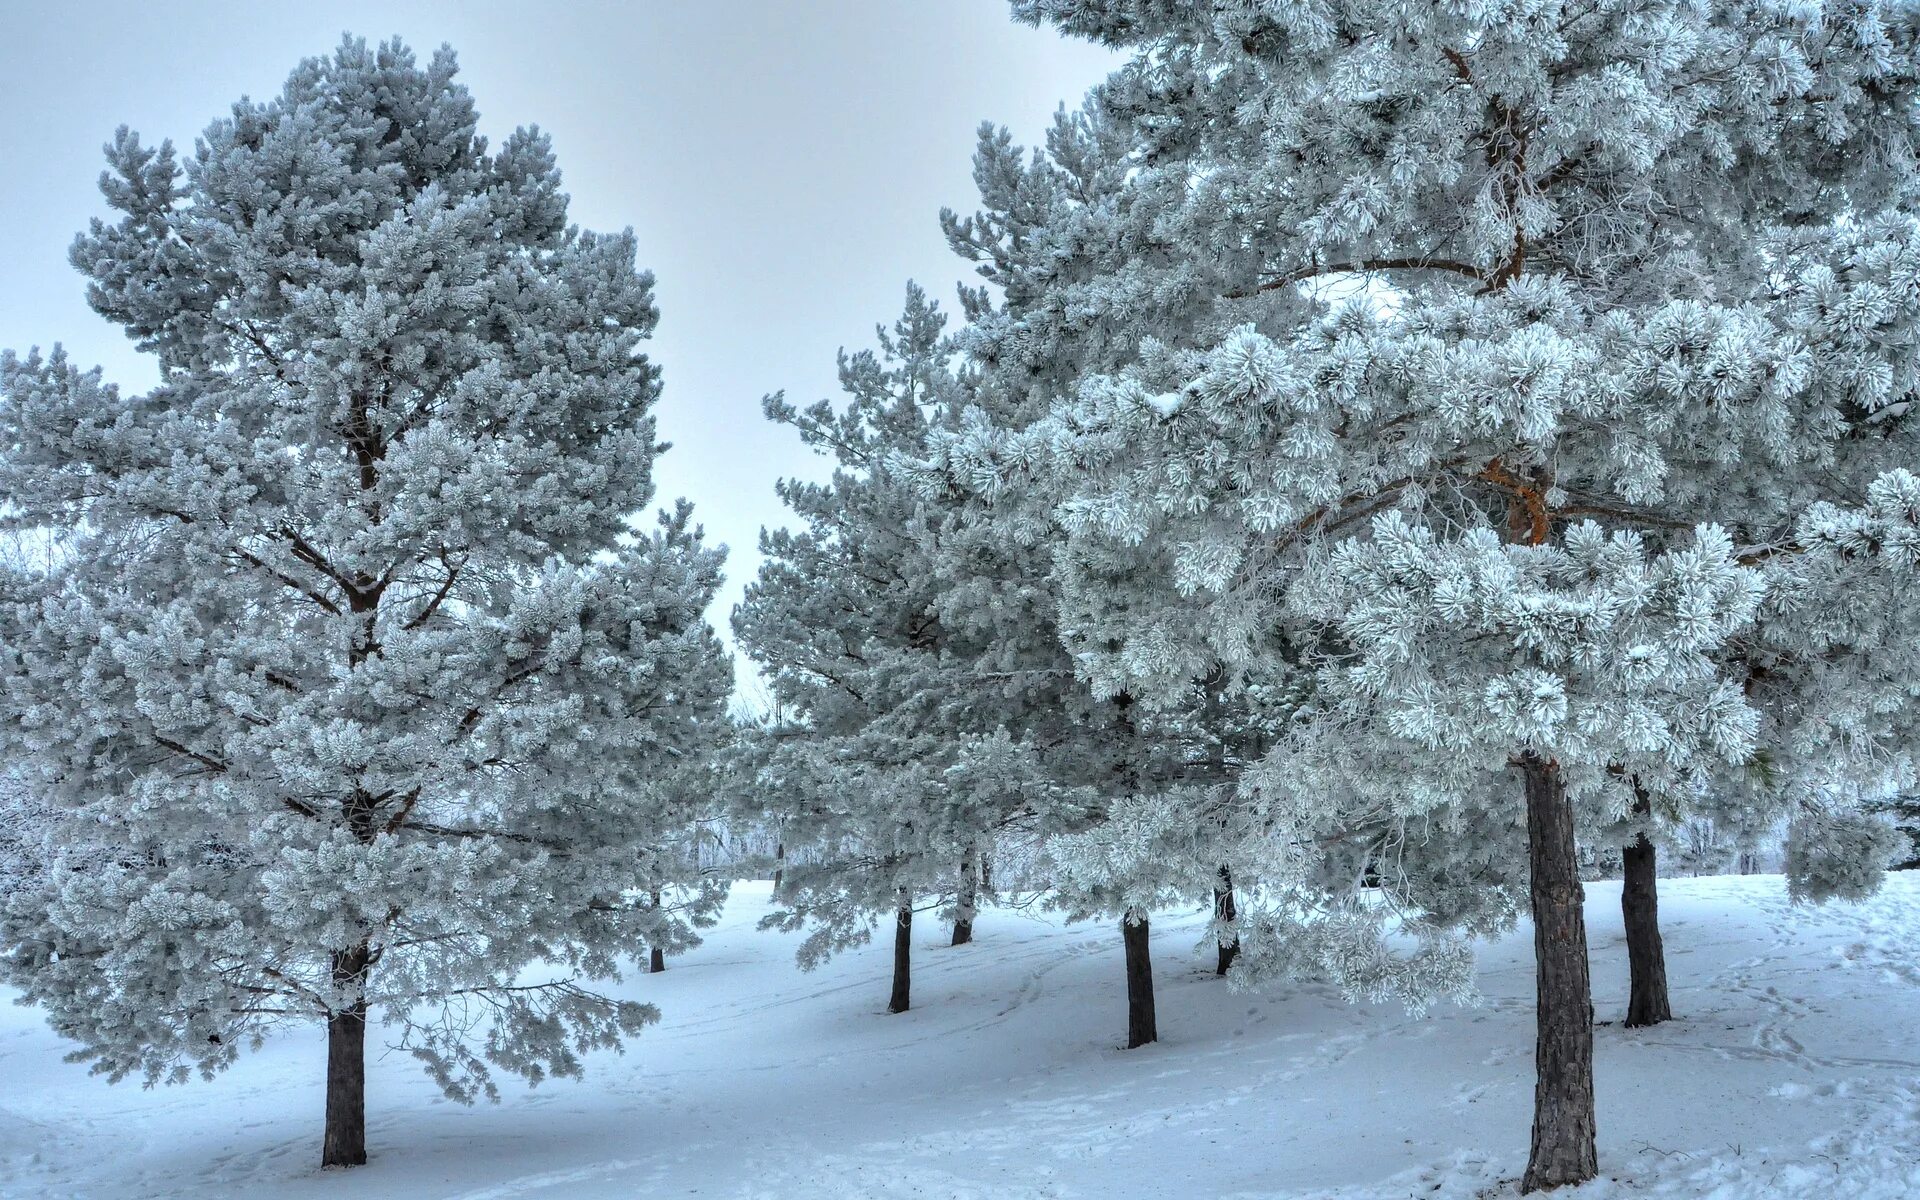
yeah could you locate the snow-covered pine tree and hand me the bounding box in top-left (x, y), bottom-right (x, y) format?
top-left (734, 287), bottom-right (1049, 1013)
top-left (901, 411), bottom-right (1188, 1045)
top-left (935, 98), bottom-right (1538, 1036)
top-left (929, 97), bottom-right (1349, 1042)
top-left (966, 0), bottom-right (1920, 1188)
top-left (638, 754), bottom-right (732, 977)
top-left (0, 38), bottom-right (730, 1168)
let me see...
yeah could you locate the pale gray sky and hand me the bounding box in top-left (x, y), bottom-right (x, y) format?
top-left (0, 2), bottom-right (1114, 636)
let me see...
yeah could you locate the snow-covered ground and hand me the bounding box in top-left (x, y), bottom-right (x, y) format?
top-left (4, 874), bottom-right (1919, 1199)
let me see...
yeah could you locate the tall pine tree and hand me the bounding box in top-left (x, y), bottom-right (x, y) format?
top-left (0, 38), bottom-right (729, 1167)
top-left (955, 0), bottom-right (1920, 1188)
top-left (735, 288), bottom-right (1026, 1012)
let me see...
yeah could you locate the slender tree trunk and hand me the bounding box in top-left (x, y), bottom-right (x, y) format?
top-left (648, 887), bottom-right (667, 973)
top-left (888, 891), bottom-right (912, 1014)
top-left (771, 840), bottom-right (785, 900)
top-left (1111, 691), bottom-right (1155, 1049)
top-left (322, 944), bottom-right (372, 1168)
top-left (326, 484), bottom-right (384, 1169)
top-left (1123, 910), bottom-right (1157, 1048)
top-left (1521, 754), bottom-right (1598, 1192)
top-left (1621, 787), bottom-right (1670, 1028)
top-left (952, 848), bottom-right (977, 946)
top-left (980, 852), bottom-right (992, 892)
top-left (1213, 864), bottom-right (1240, 977)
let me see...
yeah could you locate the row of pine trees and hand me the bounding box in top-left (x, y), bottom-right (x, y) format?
top-left (7, 3), bottom-right (1920, 1193)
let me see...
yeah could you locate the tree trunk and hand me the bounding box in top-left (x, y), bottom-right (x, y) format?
top-left (648, 888), bottom-right (667, 973)
top-left (1521, 754), bottom-right (1598, 1192)
top-left (1213, 864), bottom-right (1240, 977)
top-left (1123, 910), bottom-right (1157, 1049)
top-left (980, 852), bottom-right (992, 892)
top-left (322, 945), bottom-right (372, 1168)
top-left (771, 840), bottom-right (785, 901)
top-left (888, 891), bottom-right (912, 1014)
top-left (952, 848), bottom-right (977, 946)
top-left (1621, 788), bottom-right (1671, 1028)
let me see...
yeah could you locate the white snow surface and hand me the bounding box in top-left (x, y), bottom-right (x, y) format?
top-left (5, 874), bottom-right (1920, 1199)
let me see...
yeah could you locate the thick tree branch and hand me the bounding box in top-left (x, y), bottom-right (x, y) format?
top-left (1233, 257), bottom-right (1486, 298)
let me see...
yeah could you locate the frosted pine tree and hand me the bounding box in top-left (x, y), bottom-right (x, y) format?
top-left (931, 94), bottom-right (1356, 1040)
top-left (968, 0), bottom-right (1920, 1189)
top-left (734, 287), bottom-right (1049, 1013)
top-left (0, 38), bottom-right (730, 1168)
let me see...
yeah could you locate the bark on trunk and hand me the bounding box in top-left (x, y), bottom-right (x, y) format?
top-left (952, 849), bottom-right (977, 946)
top-left (979, 853), bottom-right (992, 892)
top-left (322, 945), bottom-right (372, 1168)
top-left (1213, 865), bottom-right (1240, 977)
top-left (888, 892), bottom-right (912, 1014)
top-left (649, 888), bottom-right (667, 973)
top-left (1621, 788), bottom-right (1671, 1028)
top-left (771, 840), bottom-right (785, 901)
top-left (1521, 754), bottom-right (1598, 1192)
top-left (1123, 911), bottom-right (1157, 1049)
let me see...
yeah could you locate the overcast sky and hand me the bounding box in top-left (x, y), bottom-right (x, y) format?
top-left (0, 2), bottom-right (1115, 642)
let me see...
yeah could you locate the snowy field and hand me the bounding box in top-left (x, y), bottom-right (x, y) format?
top-left (5, 874), bottom-right (1919, 1200)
